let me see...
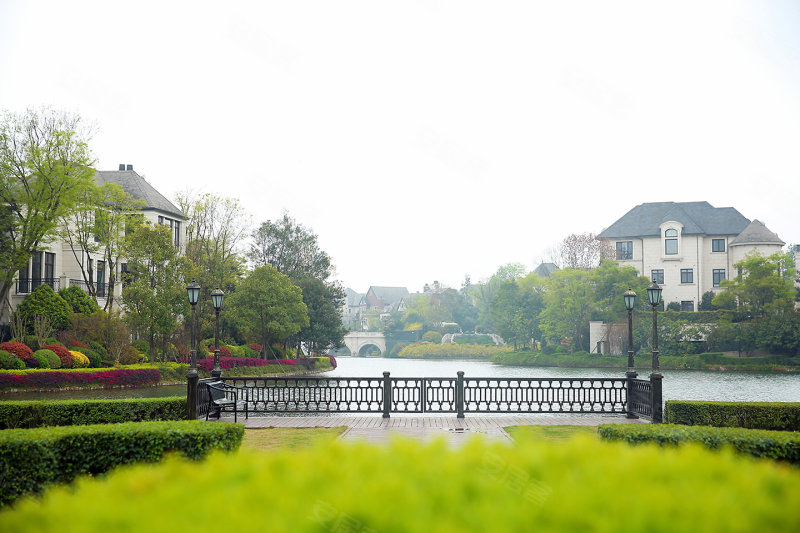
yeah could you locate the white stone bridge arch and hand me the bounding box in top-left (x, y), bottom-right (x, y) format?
top-left (343, 332), bottom-right (386, 357)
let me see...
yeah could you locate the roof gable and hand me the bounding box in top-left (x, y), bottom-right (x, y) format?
top-left (366, 286), bottom-right (409, 305)
top-left (729, 220), bottom-right (785, 246)
top-left (95, 170), bottom-right (184, 219)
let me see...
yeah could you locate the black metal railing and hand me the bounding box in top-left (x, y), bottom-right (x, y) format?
top-left (629, 378), bottom-right (653, 420)
top-left (69, 279), bottom-right (107, 297)
top-left (463, 378), bottom-right (627, 414)
top-left (189, 371), bottom-right (666, 421)
top-left (16, 278), bottom-right (59, 294)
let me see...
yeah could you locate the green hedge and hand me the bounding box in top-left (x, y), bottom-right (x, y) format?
top-left (398, 343), bottom-right (512, 359)
top-left (1, 434), bottom-right (799, 531)
top-left (0, 420), bottom-right (243, 507)
top-left (664, 401), bottom-right (800, 431)
top-left (598, 423), bottom-right (800, 464)
top-left (0, 397), bottom-right (186, 429)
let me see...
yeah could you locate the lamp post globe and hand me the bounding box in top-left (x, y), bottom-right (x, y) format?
top-left (623, 288), bottom-right (637, 375)
top-left (210, 288), bottom-right (225, 380)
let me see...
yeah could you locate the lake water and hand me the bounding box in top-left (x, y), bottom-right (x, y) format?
top-left (3, 356), bottom-right (799, 403)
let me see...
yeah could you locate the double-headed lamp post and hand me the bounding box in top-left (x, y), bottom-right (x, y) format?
top-left (646, 280), bottom-right (664, 423)
top-left (210, 288), bottom-right (225, 381)
top-left (186, 280), bottom-right (201, 420)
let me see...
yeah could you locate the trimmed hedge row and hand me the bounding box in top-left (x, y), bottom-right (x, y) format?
top-left (0, 397), bottom-right (186, 429)
top-left (0, 420), bottom-right (243, 507)
top-left (665, 401), bottom-right (800, 431)
top-left (0, 368), bottom-right (161, 390)
top-left (1, 435), bottom-right (799, 531)
top-left (598, 423), bottom-right (800, 464)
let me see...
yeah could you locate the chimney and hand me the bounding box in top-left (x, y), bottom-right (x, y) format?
top-left (126, 164), bottom-right (133, 171)
top-left (119, 164), bottom-right (125, 170)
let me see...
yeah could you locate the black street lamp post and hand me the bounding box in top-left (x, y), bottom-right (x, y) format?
top-left (211, 287), bottom-right (225, 381)
top-left (623, 287), bottom-right (638, 419)
top-left (646, 281), bottom-right (663, 423)
top-left (186, 280), bottom-right (201, 420)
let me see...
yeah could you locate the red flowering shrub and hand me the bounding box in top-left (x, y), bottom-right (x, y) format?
top-left (0, 342), bottom-right (34, 359)
top-left (218, 345), bottom-right (232, 357)
top-left (248, 344), bottom-right (263, 354)
top-left (68, 339), bottom-right (91, 349)
top-left (328, 355), bottom-right (337, 369)
top-left (41, 344), bottom-right (75, 369)
top-left (196, 356), bottom-right (297, 372)
top-left (0, 368), bottom-right (161, 390)
top-left (0, 342), bottom-right (37, 368)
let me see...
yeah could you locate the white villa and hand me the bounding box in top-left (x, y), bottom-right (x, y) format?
top-left (598, 201), bottom-right (785, 312)
top-left (6, 165), bottom-right (185, 321)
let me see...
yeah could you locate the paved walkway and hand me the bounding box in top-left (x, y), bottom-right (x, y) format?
top-left (223, 414), bottom-right (645, 446)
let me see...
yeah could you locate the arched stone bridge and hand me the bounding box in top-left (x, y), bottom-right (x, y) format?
top-left (343, 332), bottom-right (386, 357)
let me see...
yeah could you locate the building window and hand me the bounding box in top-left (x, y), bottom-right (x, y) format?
top-left (31, 251), bottom-right (43, 289)
top-left (680, 268), bottom-right (693, 284)
top-left (173, 220), bottom-right (181, 248)
top-left (681, 300), bottom-right (695, 312)
top-left (158, 215), bottom-right (164, 225)
top-left (616, 241), bottom-right (633, 260)
top-left (121, 263), bottom-right (130, 288)
top-left (97, 260), bottom-right (106, 297)
top-left (651, 269), bottom-right (664, 284)
top-left (712, 239), bottom-right (725, 252)
top-left (44, 252), bottom-right (55, 281)
top-left (713, 269), bottom-right (725, 287)
top-left (664, 229), bottom-right (678, 255)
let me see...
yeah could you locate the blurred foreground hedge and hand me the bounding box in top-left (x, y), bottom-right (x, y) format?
top-left (598, 423), bottom-right (800, 463)
top-left (664, 400), bottom-right (800, 431)
top-left (0, 397), bottom-right (186, 429)
top-left (0, 420), bottom-right (243, 507)
top-left (1, 435), bottom-right (799, 532)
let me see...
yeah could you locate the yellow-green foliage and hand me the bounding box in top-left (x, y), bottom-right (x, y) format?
top-left (68, 350), bottom-right (90, 368)
top-left (2, 435), bottom-right (799, 532)
top-left (398, 343), bottom-right (512, 359)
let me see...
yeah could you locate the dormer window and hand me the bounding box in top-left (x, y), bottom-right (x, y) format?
top-left (664, 229), bottom-right (678, 255)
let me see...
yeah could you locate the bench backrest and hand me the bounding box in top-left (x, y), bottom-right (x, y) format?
top-left (207, 382), bottom-right (227, 402)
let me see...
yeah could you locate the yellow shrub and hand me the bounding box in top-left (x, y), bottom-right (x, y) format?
top-left (68, 351), bottom-right (90, 368)
top-left (1, 434), bottom-right (798, 531)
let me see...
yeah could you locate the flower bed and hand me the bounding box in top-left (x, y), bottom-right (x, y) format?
top-left (197, 356), bottom-right (300, 371)
top-left (0, 368), bottom-right (161, 391)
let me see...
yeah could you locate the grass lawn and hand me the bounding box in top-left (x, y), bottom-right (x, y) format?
top-left (241, 427), bottom-right (346, 451)
top-left (505, 425), bottom-right (598, 443)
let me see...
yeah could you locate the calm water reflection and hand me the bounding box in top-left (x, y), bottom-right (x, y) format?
top-left (3, 356), bottom-right (799, 403)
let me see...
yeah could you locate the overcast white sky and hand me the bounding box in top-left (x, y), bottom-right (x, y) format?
top-left (2, 1), bottom-right (799, 293)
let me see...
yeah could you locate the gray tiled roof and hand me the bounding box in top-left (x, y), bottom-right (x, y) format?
top-left (729, 220), bottom-right (784, 246)
top-left (369, 286), bottom-right (409, 304)
top-left (533, 263), bottom-right (559, 277)
top-left (95, 170), bottom-right (184, 219)
top-left (598, 202), bottom-right (750, 238)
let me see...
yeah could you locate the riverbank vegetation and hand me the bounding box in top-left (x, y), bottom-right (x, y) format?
top-left (664, 400), bottom-right (800, 430)
top-left (490, 350), bottom-right (800, 372)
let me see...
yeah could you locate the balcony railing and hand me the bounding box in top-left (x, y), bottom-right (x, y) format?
top-left (16, 278), bottom-right (59, 294)
top-left (69, 279), bottom-right (107, 298)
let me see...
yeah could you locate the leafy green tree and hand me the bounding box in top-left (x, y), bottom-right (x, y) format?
top-left (121, 224), bottom-right (187, 363)
top-left (590, 261), bottom-right (650, 322)
top-left (59, 285), bottom-right (100, 315)
top-left (0, 108), bottom-right (96, 322)
top-left (248, 212), bottom-right (332, 281)
top-left (226, 265), bottom-right (309, 357)
top-left (294, 276), bottom-right (347, 355)
top-left (15, 284), bottom-right (72, 333)
top-left (712, 251), bottom-right (795, 318)
top-left (176, 192), bottom-right (249, 338)
top-left (471, 263), bottom-right (528, 332)
top-left (539, 269), bottom-right (593, 351)
top-left (490, 275), bottom-right (546, 349)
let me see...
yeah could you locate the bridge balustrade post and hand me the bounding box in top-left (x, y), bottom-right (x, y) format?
top-left (650, 372), bottom-right (663, 423)
top-left (456, 371), bottom-right (465, 419)
top-left (382, 371), bottom-right (391, 418)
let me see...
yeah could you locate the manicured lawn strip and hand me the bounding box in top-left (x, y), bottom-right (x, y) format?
top-left (1, 434), bottom-right (799, 531)
top-left (598, 423), bottom-right (800, 464)
top-left (664, 401), bottom-right (800, 430)
top-left (0, 420), bottom-right (243, 507)
top-left (0, 397), bottom-right (186, 429)
top-left (505, 424), bottom-right (598, 442)
top-left (397, 343), bottom-right (513, 359)
top-left (241, 427), bottom-right (346, 451)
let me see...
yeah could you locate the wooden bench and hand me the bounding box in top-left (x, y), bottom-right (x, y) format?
top-left (205, 381), bottom-right (248, 422)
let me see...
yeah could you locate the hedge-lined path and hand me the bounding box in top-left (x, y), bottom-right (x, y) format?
top-left (221, 415), bottom-right (645, 446)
